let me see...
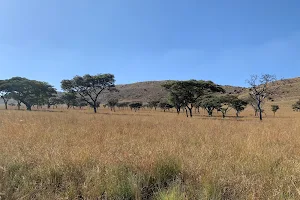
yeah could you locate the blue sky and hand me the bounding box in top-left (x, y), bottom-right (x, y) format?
top-left (0, 0), bottom-right (299, 89)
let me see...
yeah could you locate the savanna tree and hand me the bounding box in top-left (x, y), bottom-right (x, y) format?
top-left (148, 100), bottom-right (160, 110)
top-left (217, 95), bottom-right (238, 118)
top-left (247, 74), bottom-right (277, 120)
top-left (159, 102), bottom-right (174, 112)
top-left (162, 80), bottom-right (224, 117)
top-left (129, 102), bottom-right (142, 112)
top-left (61, 74), bottom-right (117, 113)
top-left (107, 98), bottom-right (118, 112)
top-left (271, 105), bottom-right (279, 116)
top-left (34, 82), bottom-right (57, 108)
top-left (198, 95), bottom-right (221, 117)
top-left (48, 96), bottom-right (62, 109)
top-left (230, 98), bottom-right (248, 117)
top-left (61, 92), bottom-right (77, 109)
top-left (0, 77), bottom-right (56, 110)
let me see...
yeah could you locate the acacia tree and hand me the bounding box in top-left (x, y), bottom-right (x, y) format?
top-left (247, 74), bottom-right (277, 121)
top-left (129, 102), bottom-right (142, 112)
top-left (107, 98), bottom-right (118, 112)
top-left (199, 95), bottom-right (221, 117)
top-left (48, 96), bottom-right (64, 109)
top-left (168, 92), bottom-right (185, 114)
top-left (159, 102), bottom-right (173, 112)
top-left (61, 92), bottom-right (77, 109)
top-left (162, 80), bottom-right (224, 117)
top-left (271, 105), bottom-right (279, 116)
top-left (148, 101), bottom-right (160, 110)
top-left (61, 74), bottom-right (117, 113)
top-left (218, 95), bottom-right (239, 118)
top-left (230, 98), bottom-right (248, 118)
top-left (34, 82), bottom-right (57, 109)
top-left (0, 77), bottom-right (56, 111)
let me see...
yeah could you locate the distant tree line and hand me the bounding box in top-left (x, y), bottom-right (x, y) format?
top-left (0, 73), bottom-right (297, 121)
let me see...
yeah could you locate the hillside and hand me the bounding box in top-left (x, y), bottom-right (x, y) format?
top-left (100, 80), bottom-right (246, 103)
top-left (1, 77), bottom-right (300, 105)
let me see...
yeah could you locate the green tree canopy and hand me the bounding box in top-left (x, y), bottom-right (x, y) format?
top-left (163, 80), bottom-right (224, 117)
top-left (198, 95), bottom-right (222, 117)
top-left (271, 105), bottom-right (279, 116)
top-left (61, 92), bottom-right (77, 109)
top-left (230, 98), bottom-right (248, 117)
top-left (0, 77), bottom-right (56, 110)
top-left (61, 74), bottom-right (117, 113)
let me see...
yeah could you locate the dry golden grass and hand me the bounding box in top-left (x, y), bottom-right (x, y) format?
top-left (1, 104), bottom-right (300, 199)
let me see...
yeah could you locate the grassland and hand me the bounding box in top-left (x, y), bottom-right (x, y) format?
top-left (1, 103), bottom-right (300, 199)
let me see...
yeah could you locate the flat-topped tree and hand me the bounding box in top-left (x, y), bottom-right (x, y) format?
top-left (129, 102), bottom-right (142, 112)
top-left (0, 77), bottom-right (56, 111)
top-left (230, 98), bottom-right (248, 118)
top-left (199, 95), bottom-right (222, 117)
top-left (162, 80), bottom-right (224, 117)
top-left (61, 74), bottom-right (117, 113)
top-left (216, 95), bottom-right (238, 118)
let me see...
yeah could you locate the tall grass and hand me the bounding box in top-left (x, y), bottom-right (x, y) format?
top-left (0, 106), bottom-right (300, 199)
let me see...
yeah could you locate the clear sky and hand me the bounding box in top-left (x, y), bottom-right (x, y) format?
top-left (0, 0), bottom-right (299, 89)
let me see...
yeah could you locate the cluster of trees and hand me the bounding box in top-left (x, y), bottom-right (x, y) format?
top-left (0, 74), bottom-right (117, 113)
top-left (0, 77), bottom-right (57, 110)
top-left (0, 73), bottom-right (296, 121)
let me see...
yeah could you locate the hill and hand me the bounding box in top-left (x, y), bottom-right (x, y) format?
top-left (100, 80), bottom-right (246, 103)
top-left (1, 77), bottom-right (300, 105)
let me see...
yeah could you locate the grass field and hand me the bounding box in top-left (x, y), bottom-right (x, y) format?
top-left (1, 104), bottom-right (300, 199)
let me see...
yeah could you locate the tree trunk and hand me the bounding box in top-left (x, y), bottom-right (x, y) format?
top-left (4, 102), bottom-right (8, 110)
top-left (185, 108), bottom-right (189, 117)
top-left (26, 105), bottom-right (32, 111)
top-left (258, 102), bottom-right (263, 121)
top-left (188, 107), bottom-right (192, 117)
